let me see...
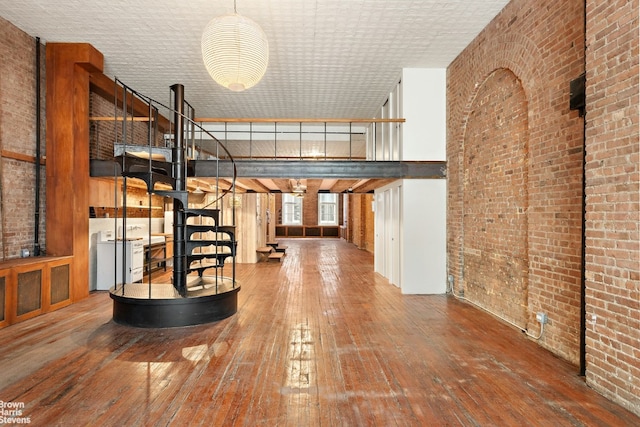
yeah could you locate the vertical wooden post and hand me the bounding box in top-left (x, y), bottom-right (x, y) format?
top-left (46, 43), bottom-right (103, 302)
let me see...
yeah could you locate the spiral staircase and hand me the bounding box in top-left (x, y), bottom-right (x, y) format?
top-left (108, 82), bottom-right (240, 328)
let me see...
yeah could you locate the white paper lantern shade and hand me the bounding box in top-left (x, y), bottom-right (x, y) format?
top-left (201, 13), bottom-right (269, 92)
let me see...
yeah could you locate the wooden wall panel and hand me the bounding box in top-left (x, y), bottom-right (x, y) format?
top-left (46, 43), bottom-right (103, 302)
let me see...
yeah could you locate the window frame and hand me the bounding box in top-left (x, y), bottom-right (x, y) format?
top-left (318, 193), bottom-right (338, 226)
top-left (282, 193), bottom-right (303, 225)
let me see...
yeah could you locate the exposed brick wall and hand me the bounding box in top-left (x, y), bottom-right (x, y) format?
top-left (302, 192), bottom-right (318, 225)
top-left (349, 193), bottom-right (374, 253)
top-left (350, 194), bottom-right (363, 246)
top-left (274, 192), bottom-right (348, 228)
top-left (448, 0), bottom-right (585, 364)
top-left (584, 0), bottom-right (639, 415)
top-left (89, 92), bottom-right (165, 160)
top-left (462, 68), bottom-right (529, 325)
top-left (89, 89), bottom-right (169, 219)
top-left (0, 17), bottom-right (46, 259)
top-left (90, 93), bottom-right (117, 160)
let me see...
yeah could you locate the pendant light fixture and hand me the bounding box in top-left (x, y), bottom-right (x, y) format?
top-left (201, 0), bottom-right (269, 92)
top-left (291, 179), bottom-right (306, 198)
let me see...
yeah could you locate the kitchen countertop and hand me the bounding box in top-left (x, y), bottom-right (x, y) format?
top-left (105, 235), bottom-right (166, 245)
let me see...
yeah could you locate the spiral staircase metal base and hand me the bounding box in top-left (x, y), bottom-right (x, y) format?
top-left (110, 280), bottom-right (240, 328)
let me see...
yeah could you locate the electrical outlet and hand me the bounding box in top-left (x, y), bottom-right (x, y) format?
top-left (536, 312), bottom-right (548, 324)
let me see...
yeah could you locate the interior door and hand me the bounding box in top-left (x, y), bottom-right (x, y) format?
top-left (390, 185), bottom-right (401, 287)
top-left (374, 191), bottom-right (386, 275)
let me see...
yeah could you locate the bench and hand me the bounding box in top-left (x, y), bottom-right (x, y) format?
top-left (268, 252), bottom-right (285, 262)
top-left (266, 241), bottom-right (287, 254)
top-left (256, 246), bottom-right (274, 262)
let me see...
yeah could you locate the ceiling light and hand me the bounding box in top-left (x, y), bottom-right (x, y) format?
top-left (291, 179), bottom-right (306, 194)
top-left (201, 2), bottom-right (269, 92)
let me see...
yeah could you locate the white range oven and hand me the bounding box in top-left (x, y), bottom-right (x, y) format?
top-left (96, 238), bottom-right (144, 290)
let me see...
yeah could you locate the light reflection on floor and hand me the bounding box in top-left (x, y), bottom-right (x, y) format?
top-left (284, 322), bottom-right (315, 393)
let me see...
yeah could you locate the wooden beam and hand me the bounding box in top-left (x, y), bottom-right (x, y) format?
top-left (271, 178), bottom-right (291, 193)
top-left (89, 116), bottom-right (156, 122)
top-left (351, 178), bottom-right (397, 193)
top-left (235, 178), bottom-right (272, 193)
top-left (330, 179), bottom-right (362, 193)
top-left (193, 117), bottom-right (406, 123)
top-left (1, 150), bottom-right (45, 165)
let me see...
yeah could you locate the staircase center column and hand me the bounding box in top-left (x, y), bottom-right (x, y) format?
top-left (171, 84), bottom-right (187, 295)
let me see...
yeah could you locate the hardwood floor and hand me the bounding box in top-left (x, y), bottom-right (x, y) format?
top-left (0, 238), bottom-right (638, 426)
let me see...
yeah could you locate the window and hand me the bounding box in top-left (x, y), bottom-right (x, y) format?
top-left (318, 193), bottom-right (338, 225)
top-left (282, 194), bottom-right (302, 225)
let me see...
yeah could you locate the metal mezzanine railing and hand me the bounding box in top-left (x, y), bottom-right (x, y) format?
top-left (183, 117), bottom-right (405, 162)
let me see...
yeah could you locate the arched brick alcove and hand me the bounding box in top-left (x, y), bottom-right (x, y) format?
top-left (462, 68), bottom-right (529, 326)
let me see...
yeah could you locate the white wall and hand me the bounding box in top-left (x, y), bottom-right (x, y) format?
top-left (400, 179), bottom-right (447, 294)
top-left (401, 68), bottom-right (446, 161)
top-left (373, 67), bottom-right (447, 294)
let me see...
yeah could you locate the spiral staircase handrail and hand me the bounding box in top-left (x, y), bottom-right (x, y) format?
top-left (115, 78), bottom-right (237, 206)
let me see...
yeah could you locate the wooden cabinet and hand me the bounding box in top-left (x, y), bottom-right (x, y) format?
top-left (89, 178), bottom-right (122, 208)
top-left (144, 242), bottom-right (167, 275)
top-left (0, 269), bottom-right (9, 329)
top-left (165, 235), bottom-right (174, 259)
top-left (275, 225), bottom-right (340, 238)
top-left (0, 256), bottom-right (72, 328)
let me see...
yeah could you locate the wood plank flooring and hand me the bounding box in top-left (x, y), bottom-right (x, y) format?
top-left (0, 238), bottom-right (638, 426)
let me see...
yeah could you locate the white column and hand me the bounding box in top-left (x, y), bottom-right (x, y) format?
top-left (400, 179), bottom-right (447, 294)
top-left (401, 68), bottom-right (446, 161)
top-left (374, 68), bottom-right (447, 294)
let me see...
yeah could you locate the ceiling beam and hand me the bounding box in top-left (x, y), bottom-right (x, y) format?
top-left (91, 159), bottom-right (446, 195)
top-left (330, 179), bottom-right (362, 193)
top-left (352, 179), bottom-right (398, 193)
top-left (235, 178), bottom-right (272, 193)
top-left (193, 160), bottom-right (446, 179)
top-left (271, 178), bottom-right (291, 193)
top-left (91, 159), bottom-right (447, 180)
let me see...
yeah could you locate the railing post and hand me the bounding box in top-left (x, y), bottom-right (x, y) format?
top-left (324, 122), bottom-right (327, 160)
top-left (349, 122), bottom-right (352, 161)
top-left (249, 122), bottom-right (253, 160)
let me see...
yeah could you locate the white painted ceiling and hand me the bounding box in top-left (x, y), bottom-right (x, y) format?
top-left (0, 0), bottom-right (509, 120)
